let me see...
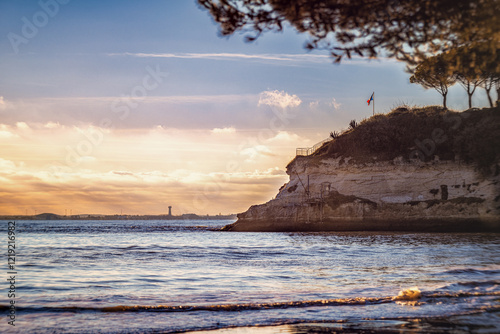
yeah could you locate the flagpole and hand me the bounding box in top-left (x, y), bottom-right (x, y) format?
top-left (373, 92), bottom-right (375, 115)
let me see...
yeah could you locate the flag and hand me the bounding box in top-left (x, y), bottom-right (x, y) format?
top-left (367, 92), bottom-right (374, 105)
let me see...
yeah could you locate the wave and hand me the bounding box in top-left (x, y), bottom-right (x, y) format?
top-left (16, 224), bottom-right (222, 234)
top-left (2, 289), bottom-right (499, 314)
top-left (394, 286), bottom-right (421, 301)
top-left (438, 267), bottom-right (500, 276)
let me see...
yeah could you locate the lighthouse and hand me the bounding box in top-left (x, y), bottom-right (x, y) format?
top-left (168, 206), bottom-right (172, 216)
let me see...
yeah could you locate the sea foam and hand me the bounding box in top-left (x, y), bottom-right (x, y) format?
top-left (394, 287), bottom-right (422, 301)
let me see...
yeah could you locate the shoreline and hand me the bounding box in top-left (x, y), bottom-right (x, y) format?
top-left (222, 218), bottom-right (500, 232)
top-left (184, 309), bottom-right (500, 334)
top-left (0, 214), bottom-right (237, 221)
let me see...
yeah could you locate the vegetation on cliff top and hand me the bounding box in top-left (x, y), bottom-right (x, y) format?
top-left (309, 106), bottom-right (500, 174)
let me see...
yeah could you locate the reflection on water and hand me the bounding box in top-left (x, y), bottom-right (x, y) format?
top-left (0, 220), bottom-right (498, 333)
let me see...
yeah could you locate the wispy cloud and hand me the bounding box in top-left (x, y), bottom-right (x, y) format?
top-left (211, 127), bottom-right (236, 134)
top-left (107, 52), bottom-right (399, 67)
top-left (0, 158), bottom-right (16, 170)
top-left (309, 101), bottom-right (319, 108)
top-left (266, 131), bottom-right (303, 144)
top-left (329, 98), bottom-right (342, 110)
top-left (36, 94), bottom-right (256, 104)
top-left (108, 52), bottom-right (332, 65)
top-left (240, 144), bottom-right (275, 162)
top-left (0, 125), bottom-right (17, 139)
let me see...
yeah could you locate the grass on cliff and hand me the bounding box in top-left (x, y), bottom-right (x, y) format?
top-left (309, 105), bottom-right (500, 174)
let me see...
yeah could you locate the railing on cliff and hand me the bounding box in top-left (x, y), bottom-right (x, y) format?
top-left (296, 138), bottom-right (332, 156)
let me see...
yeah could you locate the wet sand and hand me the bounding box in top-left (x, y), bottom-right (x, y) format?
top-left (186, 310), bottom-right (500, 333)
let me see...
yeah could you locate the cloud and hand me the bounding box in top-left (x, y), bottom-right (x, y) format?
top-left (258, 90), bottom-right (302, 109)
top-left (329, 98), bottom-right (342, 110)
top-left (78, 156), bottom-right (97, 163)
top-left (211, 127), bottom-right (236, 134)
top-left (0, 125), bottom-right (17, 139)
top-left (112, 171), bottom-right (135, 176)
top-left (0, 95), bottom-right (263, 130)
top-left (266, 131), bottom-right (302, 143)
top-left (107, 52), bottom-right (402, 69)
top-left (240, 145), bottom-right (274, 161)
top-left (209, 167), bottom-right (286, 180)
top-left (0, 158), bottom-right (16, 171)
top-left (109, 52), bottom-right (332, 65)
top-left (43, 122), bottom-right (62, 129)
top-left (309, 101), bottom-right (319, 108)
top-left (16, 122), bottom-right (30, 130)
top-left (0, 96), bottom-right (5, 110)
top-left (0, 130), bottom-right (15, 139)
top-left (0, 162), bottom-right (289, 215)
top-left (0, 120), bottom-right (307, 215)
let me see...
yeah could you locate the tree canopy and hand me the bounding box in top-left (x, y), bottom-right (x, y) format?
top-left (198, 0), bottom-right (500, 70)
top-left (445, 45), bottom-right (500, 107)
top-left (409, 55), bottom-right (456, 108)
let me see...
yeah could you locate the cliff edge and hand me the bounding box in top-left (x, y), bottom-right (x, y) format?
top-left (224, 106), bottom-right (500, 232)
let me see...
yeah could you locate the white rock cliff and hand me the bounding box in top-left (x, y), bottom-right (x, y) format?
top-left (226, 156), bottom-right (500, 232)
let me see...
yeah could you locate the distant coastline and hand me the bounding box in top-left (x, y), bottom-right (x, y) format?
top-left (0, 212), bottom-right (237, 221)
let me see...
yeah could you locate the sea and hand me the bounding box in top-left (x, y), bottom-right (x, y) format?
top-left (1, 219), bottom-right (499, 333)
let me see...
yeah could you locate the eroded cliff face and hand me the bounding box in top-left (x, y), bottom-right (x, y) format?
top-left (226, 157), bottom-right (500, 232)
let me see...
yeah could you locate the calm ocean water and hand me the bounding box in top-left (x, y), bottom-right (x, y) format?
top-left (1, 219), bottom-right (499, 333)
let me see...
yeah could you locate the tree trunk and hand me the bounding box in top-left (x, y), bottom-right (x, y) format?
top-left (496, 81), bottom-right (500, 107)
top-left (485, 86), bottom-right (493, 107)
top-left (467, 82), bottom-right (473, 108)
top-left (443, 92), bottom-right (447, 109)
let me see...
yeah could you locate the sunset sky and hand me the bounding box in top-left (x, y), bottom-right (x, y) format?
top-left (0, 0), bottom-right (492, 216)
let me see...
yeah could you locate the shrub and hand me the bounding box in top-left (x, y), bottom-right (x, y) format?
top-left (330, 131), bottom-right (340, 139)
top-left (314, 106), bottom-right (500, 174)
